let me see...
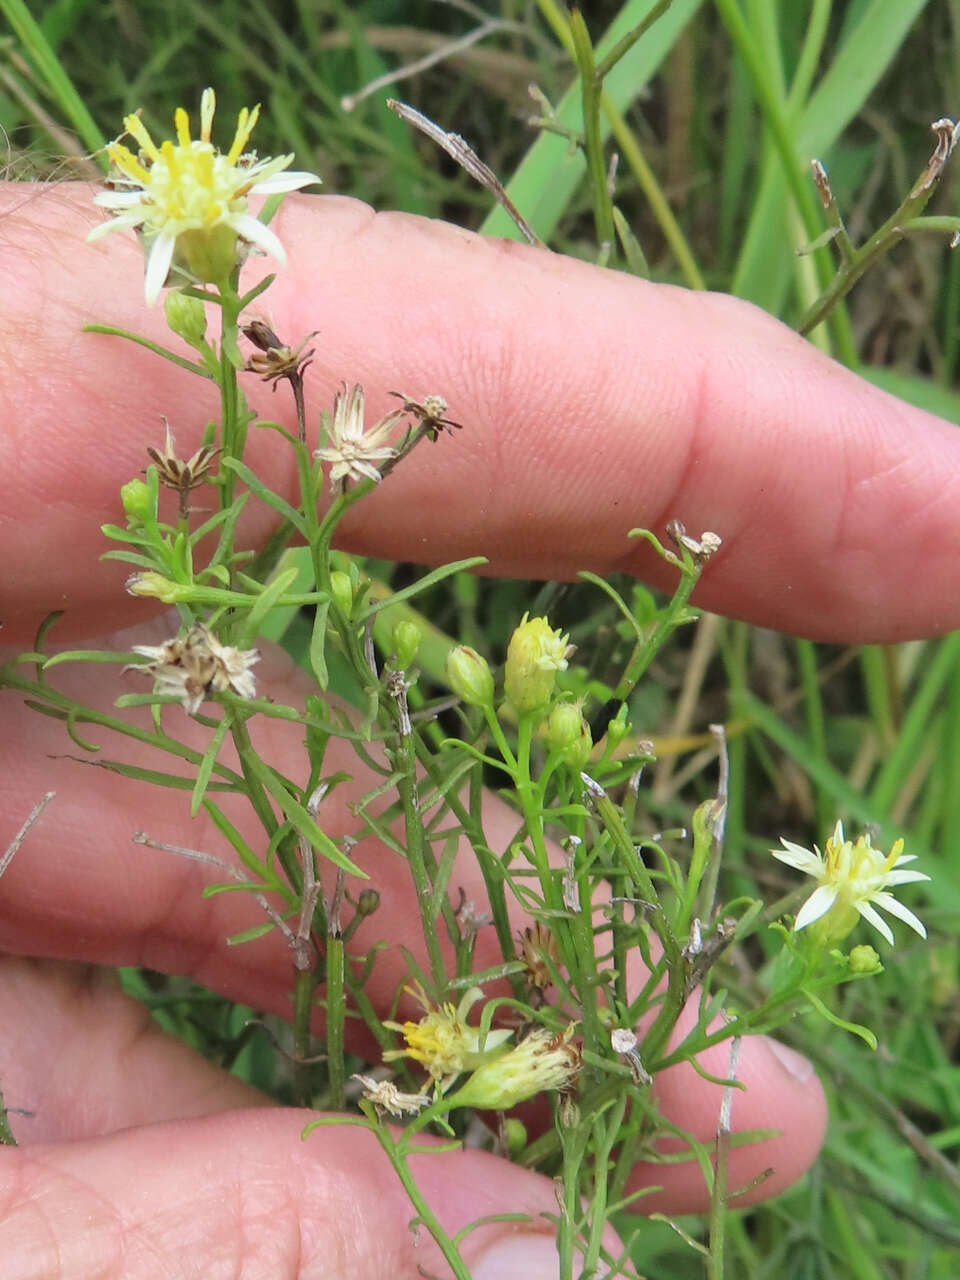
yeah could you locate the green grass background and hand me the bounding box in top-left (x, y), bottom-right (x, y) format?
top-left (3, 1), bottom-right (960, 1274)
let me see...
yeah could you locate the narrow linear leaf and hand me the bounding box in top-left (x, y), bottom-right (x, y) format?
top-left (245, 754), bottom-right (367, 878)
top-left (83, 325), bottom-right (207, 376)
top-left (221, 458), bottom-right (307, 535)
top-left (44, 650), bottom-right (137, 669)
top-left (310, 597), bottom-right (331, 690)
top-left (239, 566), bottom-right (300, 647)
top-left (191, 715), bottom-right (233, 817)
top-left (359, 558), bottom-right (488, 620)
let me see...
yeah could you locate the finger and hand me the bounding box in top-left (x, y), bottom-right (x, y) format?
top-left (1, 628), bottom-right (826, 1208)
top-left (628, 1013), bottom-right (826, 1213)
top-left (4, 184), bottom-right (960, 642)
top-left (0, 1110), bottom-right (582, 1280)
top-left (0, 958), bottom-right (261, 1142)
top-left (0, 954), bottom-right (815, 1235)
top-left (0, 625), bottom-right (497, 1024)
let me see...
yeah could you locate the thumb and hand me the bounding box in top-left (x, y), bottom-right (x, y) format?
top-left (0, 958), bottom-right (600, 1279)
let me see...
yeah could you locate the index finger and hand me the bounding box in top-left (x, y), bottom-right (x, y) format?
top-left (2, 183), bottom-right (959, 643)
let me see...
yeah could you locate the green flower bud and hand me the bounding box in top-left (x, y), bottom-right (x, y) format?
top-left (605, 706), bottom-right (631, 749)
top-left (355, 888), bottom-right (381, 919)
top-left (125, 571), bottom-right (184, 602)
top-left (164, 290), bottom-right (207, 348)
top-left (446, 645), bottom-right (494, 707)
top-left (545, 701), bottom-right (581, 751)
top-left (448, 1026), bottom-right (580, 1111)
top-left (120, 478), bottom-right (153, 525)
top-left (391, 619), bottom-right (421, 670)
top-left (504, 1117), bottom-right (527, 1158)
top-left (848, 944), bottom-right (882, 974)
top-left (503, 613), bottom-right (573, 714)
top-left (330, 571), bottom-right (354, 617)
top-left (545, 701), bottom-right (593, 771)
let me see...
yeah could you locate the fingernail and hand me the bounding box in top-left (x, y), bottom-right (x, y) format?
top-left (470, 1233), bottom-right (559, 1280)
top-left (767, 1038), bottom-right (814, 1083)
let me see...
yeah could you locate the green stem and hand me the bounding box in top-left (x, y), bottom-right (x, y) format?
top-left (324, 932), bottom-right (346, 1110)
top-left (214, 279), bottom-right (247, 511)
top-left (607, 550), bottom-right (704, 708)
top-left (374, 1129), bottom-right (472, 1279)
top-left (798, 147), bottom-right (958, 337)
top-left (291, 963), bottom-right (316, 1107)
top-left (586, 781), bottom-right (686, 1066)
top-left (568, 10), bottom-right (615, 254)
top-left (393, 714), bottom-right (448, 993)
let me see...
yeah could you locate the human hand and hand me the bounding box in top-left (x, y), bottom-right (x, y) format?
top-left (2, 185), bottom-right (959, 1276)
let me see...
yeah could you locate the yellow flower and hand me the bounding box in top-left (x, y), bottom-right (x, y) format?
top-left (771, 820), bottom-right (930, 946)
top-left (503, 613), bottom-right (575, 713)
top-left (383, 985), bottom-right (512, 1093)
top-left (448, 1025), bottom-right (581, 1111)
top-left (89, 88), bottom-right (320, 304)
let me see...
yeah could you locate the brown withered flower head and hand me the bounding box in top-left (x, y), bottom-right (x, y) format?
top-left (130, 622), bottom-right (259, 715)
top-left (146, 419), bottom-right (220, 518)
top-left (518, 921), bottom-right (561, 992)
top-left (243, 319), bottom-right (317, 386)
top-left (390, 391), bottom-right (462, 442)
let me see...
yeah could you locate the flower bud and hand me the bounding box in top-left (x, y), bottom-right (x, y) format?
top-left (848, 944), bottom-right (882, 974)
top-left (503, 614), bottom-right (573, 714)
top-left (125, 571), bottom-right (184, 602)
top-left (164, 290), bottom-right (207, 348)
top-left (330, 570), bottom-right (354, 617)
top-left (545, 701), bottom-right (581, 751)
top-left (504, 1117), bottom-right (527, 1158)
top-left (448, 1026), bottom-right (580, 1111)
top-left (446, 645), bottom-right (494, 708)
top-left (391, 620), bottom-right (421, 670)
top-left (355, 888), bottom-right (381, 919)
top-left (605, 706), bottom-right (631, 749)
top-left (545, 701), bottom-right (592, 769)
top-left (120, 478), bottom-right (153, 525)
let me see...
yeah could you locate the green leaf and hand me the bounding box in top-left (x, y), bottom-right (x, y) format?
top-left (480, 0), bottom-right (704, 243)
top-left (190, 715), bottom-right (233, 817)
top-left (309, 597), bottom-right (331, 690)
top-left (244, 754), bottom-right (367, 878)
top-left (220, 458), bottom-right (307, 535)
top-left (359, 558), bottom-right (487, 620)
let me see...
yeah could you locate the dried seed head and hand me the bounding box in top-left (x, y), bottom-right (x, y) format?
top-left (390, 391), bottom-right (462, 442)
top-left (314, 383), bottom-right (403, 495)
top-left (243, 319), bottom-right (317, 384)
top-left (518, 922), bottom-right (561, 990)
top-left (146, 419), bottom-right (220, 498)
top-left (352, 1074), bottom-right (429, 1119)
top-left (130, 622), bottom-right (259, 715)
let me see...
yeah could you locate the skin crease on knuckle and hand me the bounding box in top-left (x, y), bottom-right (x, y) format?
top-left (5, 183), bottom-right (960, 642)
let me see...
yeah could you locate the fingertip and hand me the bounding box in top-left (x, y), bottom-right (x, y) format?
top-left (633, 1034), bottom-right (826, 1214)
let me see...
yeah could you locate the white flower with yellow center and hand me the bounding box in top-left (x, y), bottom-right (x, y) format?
top-left (771, 820), bottom-right (930, 946)
top-left (89, 88), bottom-right (320, 304)
top-left (314, 384), bottom-right (405, 495)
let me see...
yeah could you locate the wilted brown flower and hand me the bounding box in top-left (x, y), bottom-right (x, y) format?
top-left (130, 622), bottom-right (259, 714)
